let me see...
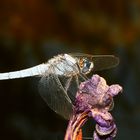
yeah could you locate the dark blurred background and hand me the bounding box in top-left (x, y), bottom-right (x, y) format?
top-left (0, 0), bottom-right (140, 140)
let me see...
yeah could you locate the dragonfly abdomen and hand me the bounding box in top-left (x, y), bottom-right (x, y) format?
top-left (0, 64), bottom-right (48, 80)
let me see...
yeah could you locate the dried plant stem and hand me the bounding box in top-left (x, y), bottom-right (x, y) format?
top-left (64, 111), bottom-right (89, 140)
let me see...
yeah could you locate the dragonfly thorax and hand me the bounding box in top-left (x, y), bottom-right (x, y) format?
top-left (47, 54), bottom-right (79, 76)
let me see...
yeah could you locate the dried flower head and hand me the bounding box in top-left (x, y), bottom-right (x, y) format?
top-left (65, 74), bottom-right (122, 140)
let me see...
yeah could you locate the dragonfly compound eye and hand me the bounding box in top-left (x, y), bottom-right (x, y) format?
top-left (79, 58), bottom-right (94, 74)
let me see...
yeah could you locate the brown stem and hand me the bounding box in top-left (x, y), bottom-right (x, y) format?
top-left (64, 111), bottom-right (89, 140)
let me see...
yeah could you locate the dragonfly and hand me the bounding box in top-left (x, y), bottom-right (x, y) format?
top-left (0, 53), bottom-right (119, 119)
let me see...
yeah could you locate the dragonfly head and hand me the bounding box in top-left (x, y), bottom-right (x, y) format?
top-left (78, 57), bottom-right (94, 74)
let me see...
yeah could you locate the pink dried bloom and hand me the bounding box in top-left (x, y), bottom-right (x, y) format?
top-left (65, 74), bottom-right (122, 140)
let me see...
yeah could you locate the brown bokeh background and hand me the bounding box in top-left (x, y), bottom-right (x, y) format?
top-left (0, 0), bottom-right (140, 140)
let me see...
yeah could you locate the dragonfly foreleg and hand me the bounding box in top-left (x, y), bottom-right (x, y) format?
top-left (65, 76), bottom-right (73, 92)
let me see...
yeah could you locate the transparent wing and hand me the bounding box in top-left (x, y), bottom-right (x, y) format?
top-left (70, 53), bottom-right (119, 71)
top-left (38, 74), bottom-right (73, 120)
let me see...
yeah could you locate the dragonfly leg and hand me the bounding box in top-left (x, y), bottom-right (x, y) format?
top-left (65, 76), bottom-right (73, 92)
